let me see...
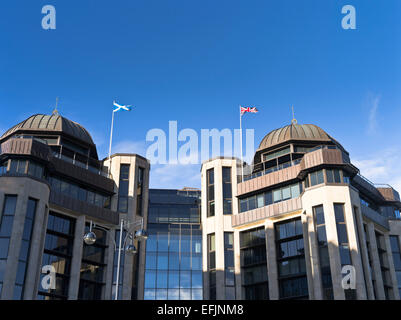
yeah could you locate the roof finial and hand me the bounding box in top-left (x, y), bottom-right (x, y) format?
top-left (52, 97), bottom-right (60, 115)
top-left (291, 105), bottom-right (297, 125)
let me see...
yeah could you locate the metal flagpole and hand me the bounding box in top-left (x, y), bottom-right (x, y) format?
top-left (239, 105), bottom-right (244, 181)
top-left (108, 108), bottom-right (115, 177)
top-left (115, 219), bottom-right (124, 300)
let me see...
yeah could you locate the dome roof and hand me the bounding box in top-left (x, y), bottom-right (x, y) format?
top-left (257, 123), bottom-right (334, 151)
top-left (0, 114), bottom-right (95, 145)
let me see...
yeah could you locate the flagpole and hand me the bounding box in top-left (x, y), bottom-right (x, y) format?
top-left (108, 108), bottom-right (115, 177)
top-left (239, 105), bottom-right (244, 182)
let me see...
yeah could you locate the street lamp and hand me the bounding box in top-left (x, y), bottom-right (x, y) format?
top-left (83, 218), bottom-right (147, 300)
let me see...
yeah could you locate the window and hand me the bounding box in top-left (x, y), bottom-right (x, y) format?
top-left (78, 224), bottom-right (107, 300)
top-left (207, 169), bottom-right (215, 217)
top-left (313, 205), bottom-right (333, 300)
top-left (224, 232), bottom-right (235, 298)
top-left (309, 170), bottom-right (324, 186)
top-left (38, 212), bottom-right (75, 300)
top-left (118, 164), bottom-right (130, 213)
top-left (49, 176), bottom-right (110, 209)
top-left (208, 233), bottom-right (216, 299)
top-left (136, 167), bottom-right (144, 216)
top-left (239, 183), bottom-right (301, 213)
top-left (390, 236), bottom-right (401, 298)
top-left (144, 223), bottom-right (203, 300)
top-left (222, 167), bottom-right (232, 215)
top-left (363, 224), bottom-right (377, 299)
top-left (263, 147), bottom-right (291, 162)
top-left (28, 161), bottom-right (44, 179)
top-left (240, 227), bottom-right (268, 300)
top-left (334, 204), bottom-right (356, 300)
top-left (375, 231), bottom-right (393, 300)
top-left (275, 218), bottom-right (308, 300)
top-left (9, 160), bottom-right (27, 174)
top-left (326, 169), bottom-right (342, 183)
top-left (14, 198), bottom-right (37, 299)
top-left (0, 195), bottom-right (17, 293)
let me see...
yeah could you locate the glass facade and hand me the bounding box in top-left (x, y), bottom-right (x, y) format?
top-left (222, 167), bottom-right (232, 215)
top-left (14, 198), bottom-right (37, 299)
top-left (38, 212), bottom-right (75, 300)
top-left (144, 189), bottom-right (202, 300)
top-left (49, 176), bottom-right (111, 209)
top-left (224, 232), bottom-right (235, 299)
top-left (275, 218), bottom-right (308, 299)
top-left (78, 225), bottom-right (107, 300)
top-left (208, 233), bottom-right (216, 300)
top-left (207, 169), bottom-right (215, 217)
top-left (313, 205), bottom-right (333, 299)
top-left (118, 164), bottom-right (130, 213)
top-left (240, 227), bottom-right (269, 300)
top-left (136, 167), bottom-right (144, 216)
top-left (333, 203), bottom-right (356, 300)
top-left (375, 232), bottom-right (393, 299)
top-left (239, 182), bottom-right (302, 213)
top-left (0, 195), bottom-right (17, 297)
top-left (390, 236), bottom-right (401, 297)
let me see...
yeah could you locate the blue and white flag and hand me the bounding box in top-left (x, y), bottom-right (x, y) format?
top-left (113, 101), bottom-right (132, 112)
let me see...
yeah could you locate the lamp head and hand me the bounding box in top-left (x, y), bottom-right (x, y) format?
top-left (83, 231), bottom-right (97, 245)
top-left (135, 229), bottom-right (148, 241)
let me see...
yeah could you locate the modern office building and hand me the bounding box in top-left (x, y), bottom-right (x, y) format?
top-left (144, 188), bottom-right (203, 300)
top-left (0, 112), bottom-right (150, 300)
top-left (201, 121), bottom-right (401, 300)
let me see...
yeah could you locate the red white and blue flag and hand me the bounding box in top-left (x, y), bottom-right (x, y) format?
top-left (240, 106), bottom-right (258, 116)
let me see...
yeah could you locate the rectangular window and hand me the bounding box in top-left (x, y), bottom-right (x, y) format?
top-left (263, 147), bottom-right (291, 162)
top-left (0, 195), bottom-right (17, 293)
top-left (224, 232), bottom-right (235, 297)
top-left (239, 183), bottom-right (301, 213)
top-left (118, 164), bottom-right (130, 213)
top-left (14, 198), bottom-right (37, 300)
top-left (313, 205), bottom-right (333, 300)
top-left (334, 204), bottom-right (356, 300)
top-left (78, 224), bottom-right (107, 300)
top-left (208, 233), bottom-right (216, 299)
top-left (38, 212), bottom-right (75, 300)
top-left (390, 236), bottom-right (401, 298)
top-left (240, 227), bottom-right (269, 300)
top-left (375, 231), bottom-right (393, 300)
top-left (310, 170), bottom-right (324, 186)
top-left (136, 167), bottom-right (144, 216)
top-left (326, 169), bottom-right (342, 184)
top-left (222, 167), bottom-right (232, 215)
top-left (275, 218), bottom-right (308, 300)
top-left (207, 169), bottom-right (215, 217)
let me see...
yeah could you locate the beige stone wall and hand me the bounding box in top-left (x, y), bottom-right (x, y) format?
top-left (201, 158), bottom-right (238, 300)
top-left (0, 176), bottom-right (50, 300)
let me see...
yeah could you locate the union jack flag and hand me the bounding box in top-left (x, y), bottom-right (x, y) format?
top-left (240, 106), bottom-right (258, 116)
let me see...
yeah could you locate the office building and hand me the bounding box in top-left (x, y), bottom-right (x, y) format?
top-left (144, 188), bottom-right (203, 300)
top-left (201, 121), bottom-right (401, 300)
top-left (0, 112), bottom-right (150, 300)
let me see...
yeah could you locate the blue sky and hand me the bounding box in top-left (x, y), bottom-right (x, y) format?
top-left (1, 0), bottom-right (401, 190)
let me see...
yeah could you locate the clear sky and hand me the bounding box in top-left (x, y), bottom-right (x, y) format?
top-left (1, 0), bottom-right (401, 190)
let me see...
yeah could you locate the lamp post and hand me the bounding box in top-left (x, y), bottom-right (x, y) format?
top-left (83, 218), bottom-right (148, 300)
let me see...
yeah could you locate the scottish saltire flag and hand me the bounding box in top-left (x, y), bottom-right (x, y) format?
top-left (113, 101), bottom-right (132, 112)
top-left (240, 106), bottom-right (258, 116)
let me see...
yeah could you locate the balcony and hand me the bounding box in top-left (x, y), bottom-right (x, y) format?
top-left (237, 147), bottom-right (352, 197)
